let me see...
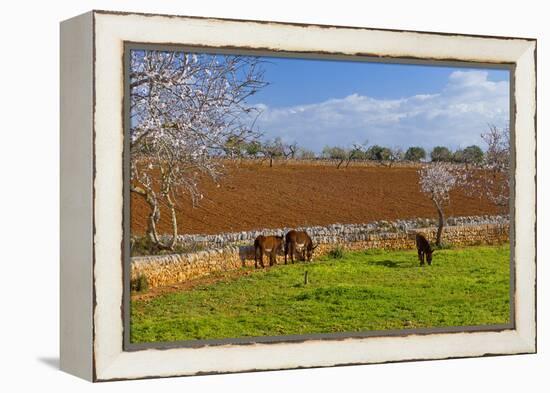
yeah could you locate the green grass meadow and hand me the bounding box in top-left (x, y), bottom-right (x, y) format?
top-left (130, 244), bottom-right (510, 343)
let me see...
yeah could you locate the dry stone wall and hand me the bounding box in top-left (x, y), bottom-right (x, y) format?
top-left (152, 215), bottom-right (509, 250)
top-left (132, 215), bottom-right (509, 289)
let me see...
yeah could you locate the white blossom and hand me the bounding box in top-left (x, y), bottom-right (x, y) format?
top-left (419, 163), bottom-right (459, 205)
top-left (418, 162), bottom-right (465, 246)
top-left (129, 50), bottom-right (266, 250)
top-left (460, 125), bottom-right (510, 208)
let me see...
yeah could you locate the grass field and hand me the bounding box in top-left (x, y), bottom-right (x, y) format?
top-left (130, 244), bottom-right (510, 343)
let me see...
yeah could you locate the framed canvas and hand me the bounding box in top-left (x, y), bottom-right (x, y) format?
top-left (60, 10), bottom-right (537, 382)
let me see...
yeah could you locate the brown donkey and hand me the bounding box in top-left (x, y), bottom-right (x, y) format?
top-left (285, 230), bottom-right (318, 264)
top-left (415, 233), bottom-right (433, 266)
top-left (254, 235), bottom-right (284, 268)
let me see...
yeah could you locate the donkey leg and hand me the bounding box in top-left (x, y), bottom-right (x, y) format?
top-left (418, 250), bottom-right (424, 266)
top-left (285, 243), bottom-right (288, 265)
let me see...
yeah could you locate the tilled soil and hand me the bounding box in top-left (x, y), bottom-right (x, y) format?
top-left (131, 162), bottom-right (503, 236)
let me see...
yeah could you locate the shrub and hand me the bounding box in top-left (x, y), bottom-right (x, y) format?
top-left (131, 236), bottom-right (156, 256)
top-left (131, 274), bottom-right (149, 292)
top-left (131, 236), bottom-right (205, 256)
top-left (327, 246), bottom-right (345, 259)
top-left (433, 242), bottom-right (452, 250)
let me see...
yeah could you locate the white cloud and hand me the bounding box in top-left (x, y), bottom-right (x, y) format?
top-left (253, 70), bottom-right (509, 152)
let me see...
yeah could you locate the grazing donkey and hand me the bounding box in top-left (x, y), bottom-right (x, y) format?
top-left (415, 233), bottom-right (433, 266)
top-left (285, 230), bottom-right (318, 264)
top-left (254, 235), bottom-right (284, 268)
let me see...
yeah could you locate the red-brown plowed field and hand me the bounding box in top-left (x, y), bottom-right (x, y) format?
top-left (130, 162), bottom-right (503, 236)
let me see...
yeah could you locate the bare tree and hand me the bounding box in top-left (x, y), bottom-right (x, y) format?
top-left (459, 124), bottom-right (510, 211)
top-left (419, 163), bottom-right (464, 246)
top-left (130, 50), bottom-right (267, 250)
top-left (284, 142), bottom-right (298, 159)
top-left (261, 137), bottom-right (285, 167)
top-left (479, 125), bottom-right (510, 208)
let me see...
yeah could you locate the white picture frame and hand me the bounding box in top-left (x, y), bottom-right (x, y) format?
top-left (60, 10), bottom-right (536, 382)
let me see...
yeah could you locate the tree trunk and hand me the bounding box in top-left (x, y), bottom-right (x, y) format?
top-left (131, 186), bottom-right (173, 251)
top-left (136, 188), bottom-right (162, 245)
top-left (337, 158), bottom-right (345, 169)
top-left (165, 192), bottom-right (178, 250)
top-left (269, 156), bottom-right (273, 168)
top-left (434, 199), bottom-right (445, 247)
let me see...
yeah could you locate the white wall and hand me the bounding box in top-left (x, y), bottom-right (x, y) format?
top-left (0, 0), bottom-right (546, 391)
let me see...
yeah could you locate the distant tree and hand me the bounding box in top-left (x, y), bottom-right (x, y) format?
top-left (366, 145), bottom-right (392, 161)
top-left (322, 142), bottom-right (370, 169)
top-left (479, 126), bottom-right (510, 207)
top-left (431, 146), bottom-right (453, 162)
top-left (419, 163), bottom-right (464, 246)
top-left (405, 146), bottom-right (426, 162)
top-left (322, 145), bottom-right (347, 168)
top-left (223, 135), bottom-right (247, 158)
top-left (284, 142), bottom-right (298, 159)
top-left (244, 140), bottom-right (263, 157)
top-left (297, 148), bottom-right (316, 160)
top-left (365, 145), bottom-right (403, 167)
top-left (462, 125), bottom-right (510, 208)
top-left (322, 146), bottom-right (348, 160)
top-left (262, 137), bottom-right (285, 167)
top-left (352, 149), bottom-right (369, 161)
top-left (343, 143), bottom-right (369, 168)
top-left (452, 149), bottom-right (465, 163)
top-left (386, 147), bottom-right (404, 168)
top-left (462, 145), bottom-right (484, 165)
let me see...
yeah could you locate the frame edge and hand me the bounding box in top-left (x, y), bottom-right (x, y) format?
top-left (60, 11), bottom-right (95, 382)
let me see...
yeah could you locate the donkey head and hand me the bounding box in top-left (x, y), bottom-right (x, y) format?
top-left (306, 243), bottom-right (319, 261)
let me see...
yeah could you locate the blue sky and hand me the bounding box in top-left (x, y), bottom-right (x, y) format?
top-left (247, 56), bottom-right (510, 153)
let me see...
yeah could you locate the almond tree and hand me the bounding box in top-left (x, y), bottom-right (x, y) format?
top-left (459, 125), bottom-right (510, 211)
top-left (479, 125), bottom-right (510, 208)
top-left (419, 163), bottom-right (464, 246)
top-left (130, 50), bottom-right (266, 250)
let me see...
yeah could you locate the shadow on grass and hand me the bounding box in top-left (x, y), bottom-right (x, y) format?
top-left (367, 259), bottom-right (412, 268)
